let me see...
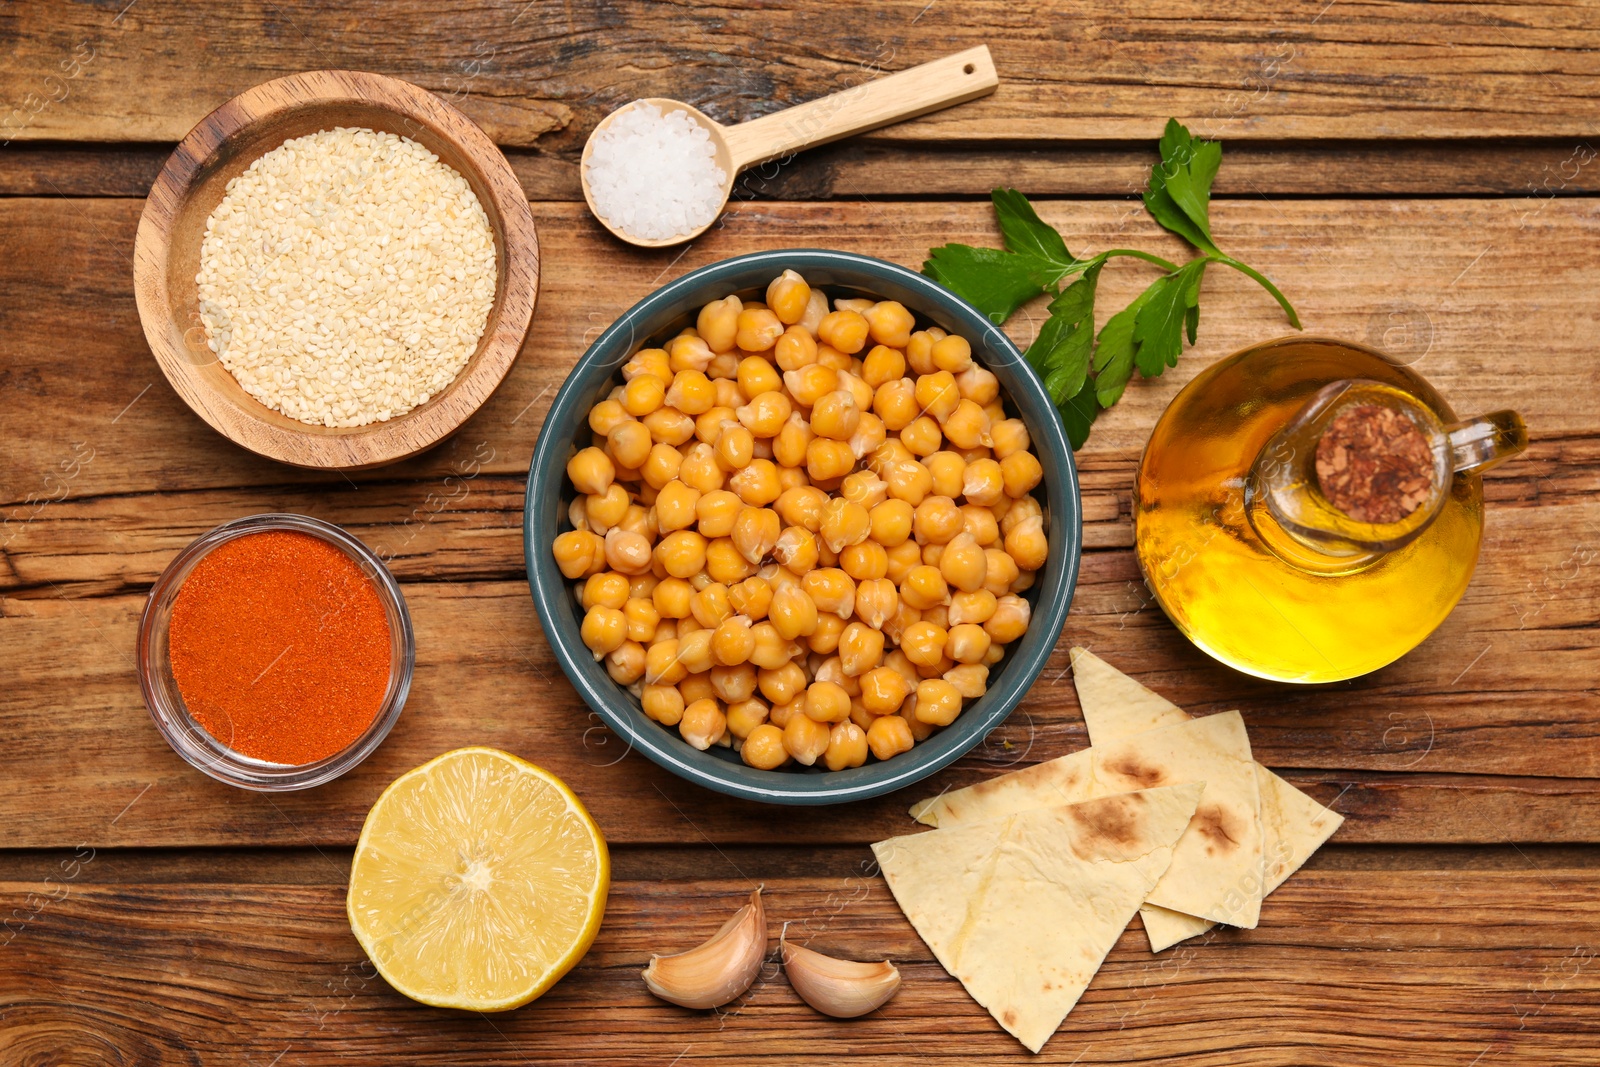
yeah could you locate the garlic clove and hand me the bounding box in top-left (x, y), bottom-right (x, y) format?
top-left (642, 887), bottom-right (767, 1010)
top-left (780, 931), bottom-right (902, 1018)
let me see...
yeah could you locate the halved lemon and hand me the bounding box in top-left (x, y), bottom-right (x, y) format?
top-left (347, 747), bottom-right (609, 1011)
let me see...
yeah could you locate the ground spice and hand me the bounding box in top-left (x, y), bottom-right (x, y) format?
top-left (168, 530), bottom-right (392, 765)
top-left (1314, 403), bottom-right (1436, 524)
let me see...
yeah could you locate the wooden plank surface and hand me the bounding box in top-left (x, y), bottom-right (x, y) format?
top-left (4, 2), bottom-right (1599, 1061)
top-left (2, 196), bottom-right (1597, 848)
top-left (2, 856), bottom-right (1598, 1065)
top-left (4, 0), bottom-right (1599, 146)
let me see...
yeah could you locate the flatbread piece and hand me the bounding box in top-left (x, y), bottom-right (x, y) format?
top-left (1071, 646), bottom-right (1344, 950)
top-left (873, 784), bottom-right (1204, 1053)
top-left (910, 710), bottom-right (1266, 929)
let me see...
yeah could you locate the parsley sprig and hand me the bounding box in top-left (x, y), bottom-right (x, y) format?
top-left (923, 120), bottom-right (1301, 448)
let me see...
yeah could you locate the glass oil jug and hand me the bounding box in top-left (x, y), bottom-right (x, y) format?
top-left (1134, 337), bottom-right (1527, 683)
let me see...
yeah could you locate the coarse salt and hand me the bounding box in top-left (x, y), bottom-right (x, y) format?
top-left (584, 102), bottom-right (728, 241)
top-left (196, 127), bottom-right (497, 429)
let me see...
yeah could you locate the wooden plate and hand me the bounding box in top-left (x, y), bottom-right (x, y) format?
top-left (133, 70), bottom-right (539, 470)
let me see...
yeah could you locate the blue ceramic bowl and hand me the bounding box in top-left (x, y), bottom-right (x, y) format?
top-left (525, 250), bottom-right (1080, 804)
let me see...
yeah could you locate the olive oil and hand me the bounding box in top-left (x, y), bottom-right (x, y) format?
top-left (1134, 338), bottom-right (1493, 683)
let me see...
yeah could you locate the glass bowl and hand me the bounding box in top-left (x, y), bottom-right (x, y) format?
top-left (138, 513), bottom-right (415, 790)
top-left (524, 249), bottom-right (1082, 805)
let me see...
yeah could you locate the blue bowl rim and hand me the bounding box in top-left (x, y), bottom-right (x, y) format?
top-left (525, 249), bottom-right (1081, 805)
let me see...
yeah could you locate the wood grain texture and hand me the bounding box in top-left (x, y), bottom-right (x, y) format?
top-left (131, 69), bottom-right (541, 469)
top-left (4, 0), bottom-right (1599, 147)
top-left (10, 141), bottom-right (1600, 201)
top-left (2, 864), bottom-right (1597, 1064)
top-left (3, 579), bottom-right (1597, 848)
top-left (1, 196), bottom-right (1596, 847)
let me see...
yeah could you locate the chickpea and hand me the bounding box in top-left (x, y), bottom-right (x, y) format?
top-left (694, 489), bottom-right (742, 538)
top-left (784, 711), bottom-right (832, 766)
top-left (948, 589), bottom-right (998, 626)
top-left (882, 459), bottom-right (933, 507)
top-left (776, 484), bottom-right (829, 532)
top-left (1004, 514), bottom-right (1049, 572)
top-left (696, 296), bottom-right (741, 354)
top-left (913, 496), bottom-right (964, 546)
top-left (804, 680), bottom-right (852, 723)
top-left (768, 695), bottom-right (803, 729)
top-left (860, 344), bottom-right (906, 388)
top-left (914, 678), bottom-right (964, 726)
top-left (915, 371), bottom-right (960, 423)
top-left (736, 391), bottom-right (792, 441)
top-left (960, 504), bottom-right (1000, 546)
top-left (775, 324), bottom-right (819, 372)
top-left (866, 715), bottom-right (915, 760)
top-left (784, 363), bottom-right (838, 407)
top-left (925, 451), bottom-right (966, 499)
top-left (941, 399), bottom-right (991, 451)
top-left (946, 623), bottom-right (992, 665)
top-left (567, 447), bottom-right (615, 496)
top-left (624, 597), bottom-right (662, 643)
top-left (742, 723), bottom-right (790, 769)
top-left (736, 355), bottom-right (782, 401)
top-left (642, 683), bottom-right (686, 726)
top-left (901, 620), bottom-right (948, 668)
top-left (863, 300), bottom-right (914, 349)
top-left (806, 438), bottom-right (856, 482)
top-left (749, 621), bottom-right (801, 670)
top-left (939, 533), bottom-right (988, 594)
top-left (900, 416), bottom-right (942, 458)
top-left (729, 458), bottom-right (782, 508)
top-left (679, 442), bottom-right (726, 493)
top-left (604, 529), bottom-right (653, 575)
top-left (860, 665), bottom-right (911, 716)
top-left (653, 576), bottom-right (694, 619)
top-left (807, 612), bottom-right (846, 654)
top-left (705, 537), bottom-right (755, 584)
top-left (655, 529), bottom-right (708, 579)
top-left (905, 331), bottom-right (938, 376)
top-left (678, 698), bottom-right (727, 751)
top-left (885, 540), bottom-right (924, 586)
top-left (766, 269), bottom-right (812, 325)
top-left (710, 663), bottom-right (758, 703)
top-left (758, 661), bottom-right (807, 706)
top-left (773, 525), bottom-right (820, 575)
top-left (820, 498), bottom-right (871, 553)
top-left (773, 411), bottom-right (814, 468)
top-left (769, 583), bottom-right (820, 640)
top-left (1001, 449), bottom-right (1044, 498)
top-left (1001, 494), bottom-right (1043, 535)
top-left (711, 615), bottom-right (755, 666)
top-left (644, 638), bottom-right (689, 686)
top-left (944, 663), bottom-right (989, 699)
top-left (818, 310), bottom-right (870, 354)
top-left (823, 721), bottom-right (869, 771)
top-left (838, 621), bottom-right (886, 677)
top-left (802, 568), bottom-right (856, 620)
top-left (984, 548), bottom-right (1021, 597)
top-left (623, 347), bottom-right (671, 384)
top-left (839, 540), bottom-right (889, 582)
top-left (588, 399), bottom-right (632, 437)
top-left (554, 529), bottom-right (603, 579)
top-left (930, 334), bottom-right (973, 374)
top-left (725, 697), bottom-right (770, 740)
top-left (810, 391), bottom-right (861, 443)
top-left (714, 378), bottom-right (743, 408)
top-left (840, 469), bottom-right (889, 509)
top-left (986, 595), bottom-right (1032, 644)
top-left (736, 308), bottom-right (784, 353)
top-left (956, 364), bottom-right (999, 406)
top-left (714, 423), bottom-right (756, 471)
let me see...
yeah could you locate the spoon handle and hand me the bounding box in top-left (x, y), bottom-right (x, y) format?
top-left (720, 45), bottom-right (998, 172)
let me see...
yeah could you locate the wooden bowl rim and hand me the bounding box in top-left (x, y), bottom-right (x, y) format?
top-left (133, 69), bottom-right (539, 470)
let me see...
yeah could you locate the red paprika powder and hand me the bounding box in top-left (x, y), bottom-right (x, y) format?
top-left (168, 530), bottom-right (392, 765)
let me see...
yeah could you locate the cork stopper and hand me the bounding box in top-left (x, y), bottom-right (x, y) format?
top-left (1314, 404), bottom-right (1436, 524)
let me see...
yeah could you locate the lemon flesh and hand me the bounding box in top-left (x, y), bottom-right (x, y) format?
top-left (347, 747), bottom-right (610, 1010)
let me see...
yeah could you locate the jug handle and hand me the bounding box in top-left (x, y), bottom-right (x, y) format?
top-left (1447, 410), bottom-right (1528, 475)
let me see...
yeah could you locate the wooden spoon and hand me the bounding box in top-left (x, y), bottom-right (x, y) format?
top-left (581, 45), bottom-right (999, 248)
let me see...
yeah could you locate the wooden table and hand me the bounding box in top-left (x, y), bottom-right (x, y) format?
top-left (3, 3), bottom-right (1597, 1063)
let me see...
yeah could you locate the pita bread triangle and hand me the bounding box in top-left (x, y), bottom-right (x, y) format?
top-left (910, 710), bottom-right (1265, 929)
top-left (873, 784), bottom-right (1204, 1053)
top-left (1070, 647), bottom-right (1344, 951)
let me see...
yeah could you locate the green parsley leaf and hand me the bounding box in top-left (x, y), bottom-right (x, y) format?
top-left (1058, 375), bottom-right (1101, 451)
top-left (1132, 259), bottom-right (1208, 377)
top-left (992, 188), bottom-right (1082, 289)
top-left (1091, 286), bottom-right (1153, 408)
top-left (1024, 260), bottom-right (1103, 404)
top-left (920, 119), bottom-right (1301, 451)
top-left (923, 244), bottom-right (1045, 324)
top-left (1142, 119), bottom-right (1221, 255)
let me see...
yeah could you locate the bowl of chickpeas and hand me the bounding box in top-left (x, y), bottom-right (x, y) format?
top-left (526, 250), bottom-right (1080, 804)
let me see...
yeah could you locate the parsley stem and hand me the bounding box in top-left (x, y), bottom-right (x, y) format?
top-left (1100, 248), bottom-right (1182, 272)
top-left (1209, 255), bottom-right (1303, 330)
